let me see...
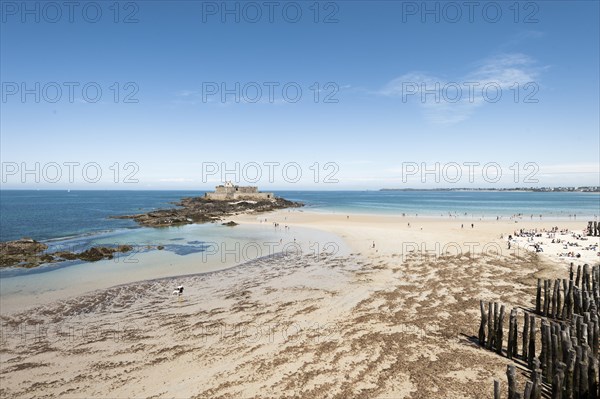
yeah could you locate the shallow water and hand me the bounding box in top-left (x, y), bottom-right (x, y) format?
top-left (0, 223), bottom-right (349, 313)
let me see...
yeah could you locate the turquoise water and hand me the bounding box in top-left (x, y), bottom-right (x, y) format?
top-left (1, 190), bottom-right (599, 242)
top-left (277, 190), bottom-right (600, 219)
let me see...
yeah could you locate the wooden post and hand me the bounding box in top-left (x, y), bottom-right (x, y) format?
top-left (542, 280), bottom-right (550, 316)
top-left (494, 302), bottom-right (499, 345)
top-left (552, 332), bottom-right (559, 377)
top-left (566, 348), bottom-right (576, 399)
top-left (588, 355), bottom-right (598, 399)
top-left (592, 316), bottom-right (599, 361)
top-left (550, 280), bottom-right (558, 318)
top-left (584, 292), bottom-right (591, 314)
top-left (479, 300), bottom-right (488, 346)
top-left (523, 381), bottom-right (533, 399)
top-left (523, 312), bottom-right (530, 359)
top-left (537, 279), bottom-right (542, 313)
top-left (570, 263), bottom-right (574, 282)
top-left (541, 322), bottom-right (548, 380)
top-left (507, 364), bottom-right (516, 399)
top-left (532, 366), bottom-right (543, 399)
top-left (512, 310), bottom-right (519, 358)
top-left (543, 322), bottom-right (553, 383)
top-left (567, 279), bottom-right (574, 319)
top-left (562, 331), bottom-right (572, 370)
top-left (583, 264), bottom-right (591, 291)
top-left (575, 288), bottom-right (583, 315)
top-left (508, 309), bottom-right (516, 359)
top-left (497, 305), bottom-right (505, 355)
top-left (529, 315), bottom-right (537, 368)
top-left (488, 302), bottom-right (494, 350)
top-left (556, 279), bottom-right (563, 320)
top-left (495, 379), bottom-right (502, 399)
top-left (552, 365), bottom-right (565, 399)
top-left (574, 347), bottom-right (581, 398)
top-left (593, 268), bottom-right (599, 312)
top-left (580, 358), bottom-right (589, 398)
top-left (561, 279), bottom-right (568, 319)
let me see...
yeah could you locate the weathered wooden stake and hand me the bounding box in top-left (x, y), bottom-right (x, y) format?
top-left (507, 364), bottom-right (516, 399)
top-left (566, 348), bottom-right (576, 399)
top-left (552, 366), bottom-right (564, 399)
top-left (542, 280), bottom-right (550, 316)
top-left (511, 309), bottom-right (518, 358)
top-left (523, 381), bottom-right (533, 399)
top-left (508, 309), bottom-right (516, 359)
top-left (497, 305), bottom-right (505, 355)
top-left (495, 379), bottom-right (501, 399)
top-left (580, 358), bottom-right (589, 397)
top-left (528, 315), bottom-right (537, 368)
top-left (532, 366), bottom-right (542, 399)
top-left (523, 312), bottom-right (530, 359)
top-left (536, 279), bottom-right (542, 313)
top-left (479, 300), bottom-right (487, 346)
top-left (488, 302), bottom-right (494, 350)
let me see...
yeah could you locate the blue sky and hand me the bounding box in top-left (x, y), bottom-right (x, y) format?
top-left (1, 1), bottom-right (599, 189)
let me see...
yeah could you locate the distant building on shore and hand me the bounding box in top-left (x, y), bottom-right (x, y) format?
top-left (204, 181), bottom-right (274, 201)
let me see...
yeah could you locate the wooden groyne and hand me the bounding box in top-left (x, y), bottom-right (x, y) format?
top-left (478, 263), bottom-right (599, 398)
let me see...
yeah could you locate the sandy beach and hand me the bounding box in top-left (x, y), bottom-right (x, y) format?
top-left (1, 211), bottom-right (598, 398)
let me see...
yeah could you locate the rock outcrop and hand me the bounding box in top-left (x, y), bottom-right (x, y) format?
top-left (112, 196), bottom-right (302, 227)
top-left (0, 239), bottom-right (133, 268)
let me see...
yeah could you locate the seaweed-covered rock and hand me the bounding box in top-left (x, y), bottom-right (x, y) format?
top-left (112, 196), bottom-right (303, 227)
top-left (0, 240), bottom-right (133, 269)
top-left (0, 238), bottom-right (48, 267)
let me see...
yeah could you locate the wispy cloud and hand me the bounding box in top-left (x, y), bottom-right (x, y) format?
top-left (172, 88), bottom-right (293, 107)
top-left (380, 53), bottom-right (543, 125)
top-left (176, 90), bottom-right (199, 97)
top-left (501, 30), bottom-right (545, 49)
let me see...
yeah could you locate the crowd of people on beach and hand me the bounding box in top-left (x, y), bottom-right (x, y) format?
top-left (508, 226), bottom-right (599, 259)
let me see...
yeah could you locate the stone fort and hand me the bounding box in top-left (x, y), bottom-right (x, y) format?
top-left (204, 181), bottom-right (274, 201)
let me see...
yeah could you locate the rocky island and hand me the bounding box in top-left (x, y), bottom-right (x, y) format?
top-left (111, 183), bottom-right (303, 227)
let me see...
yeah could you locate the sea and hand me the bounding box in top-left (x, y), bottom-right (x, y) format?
top-left (1, 190), bottom-right (599, 242)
